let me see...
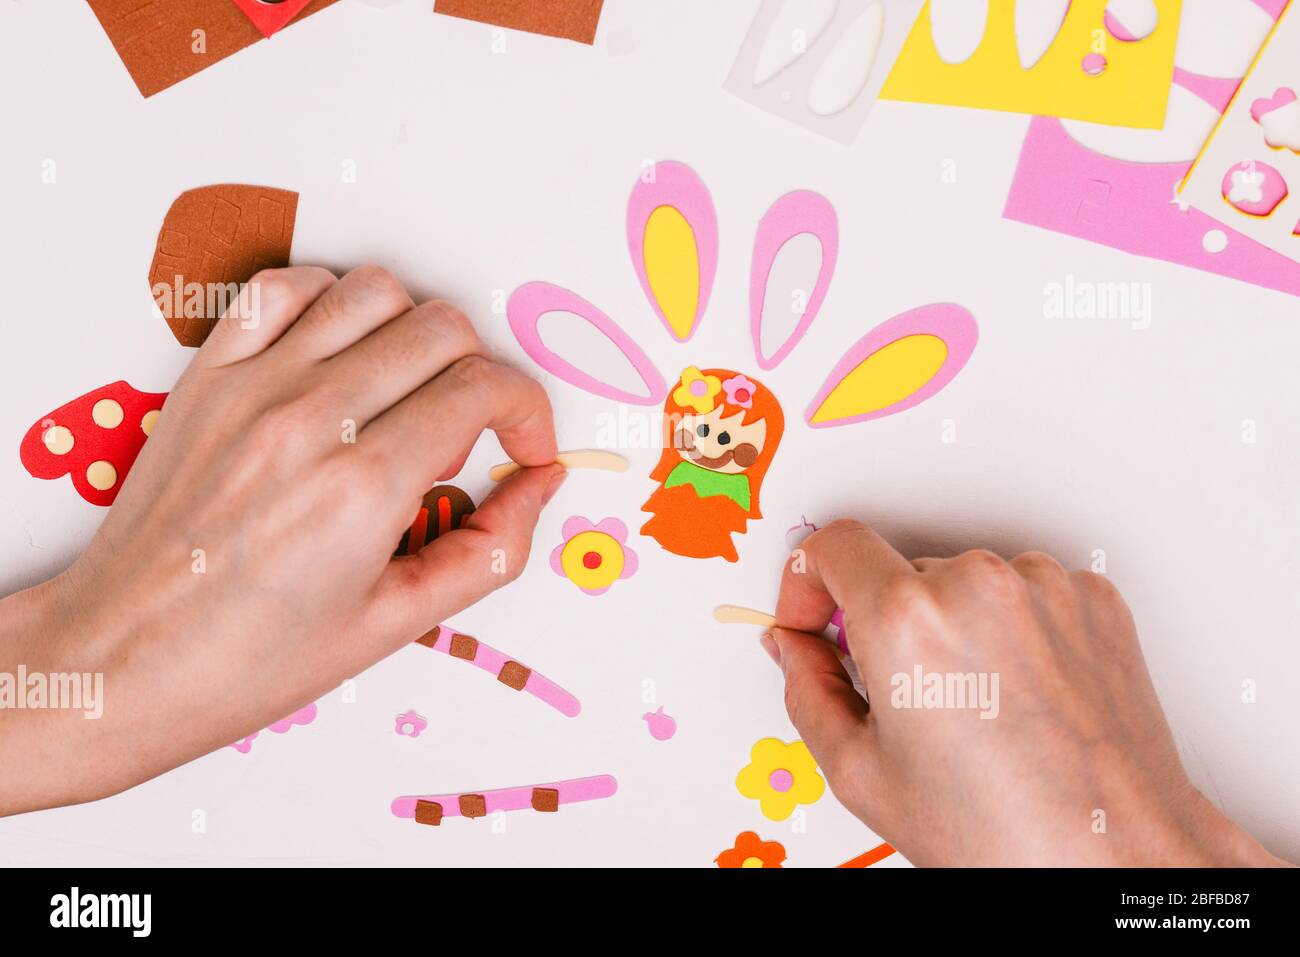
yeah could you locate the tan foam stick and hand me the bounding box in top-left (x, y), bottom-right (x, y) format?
top-left (489, 450), bottom-right (629, 482)
top-left (713, 605), bottom-right (777, 627)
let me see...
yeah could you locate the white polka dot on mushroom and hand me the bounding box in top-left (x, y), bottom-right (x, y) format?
top-left (92, 399), bottom-right (124, 428)
top-left (86, 461), bottom-right (117, 491)
top-left (42, 425), bottom-right (75, 455)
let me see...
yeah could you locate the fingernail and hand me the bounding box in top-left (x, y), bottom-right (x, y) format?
top-left (760, 632), bottom-right (782, 669)
top-left (541, 468), bottom-right (568, 507)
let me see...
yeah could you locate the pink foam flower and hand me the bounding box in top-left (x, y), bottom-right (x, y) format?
top-left (550, 517), bottom-right (639, 596)
top-left (1251, 87), bottom-right (1297, 123)
top-left (395, 710), bottom-right (427, 738)
top-left (268, 703), bottom-right (318, 734)
top-left (722, 374), bottom-right (757, 409)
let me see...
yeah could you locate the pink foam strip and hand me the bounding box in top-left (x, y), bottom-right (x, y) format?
top-left (1003, 116), bottom-right (1300, 297)
top-left (750, 190), bottom-right (839, 371)
top-left (1253, 0), bottom-right (1290, 19)
top-left (391, 774), bottom-right (619, 819)
top-left (1172, 68), bottom-right (1241, 113)
top-left (805, 304), bottom-right (979, 428)
top-left (626, 161), bottom-right (718, 343)
top-left (506, 281), bottom-right (667, 405)
top-left (419, 626), bottom-right (582, 717)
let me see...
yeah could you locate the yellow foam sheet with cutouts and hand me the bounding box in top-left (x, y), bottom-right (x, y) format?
top-left (880, 0), bottom-right (1183, 129)
top-left (811, 334), bottom-right (948, 424)
top-left (644, 206), bottom-right (700, 340)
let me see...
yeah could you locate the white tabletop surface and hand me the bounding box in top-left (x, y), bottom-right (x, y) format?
top-left (0, 0), bottom-right (1296, 866)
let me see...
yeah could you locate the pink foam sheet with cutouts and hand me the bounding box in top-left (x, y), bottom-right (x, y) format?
top-left (1003, 114), bottom-right (1300, 297)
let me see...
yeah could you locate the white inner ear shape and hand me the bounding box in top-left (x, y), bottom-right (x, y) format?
top-left (759, 232), bottom-right (823, 364)
top-left (537, 310), bottom-right (657, 401)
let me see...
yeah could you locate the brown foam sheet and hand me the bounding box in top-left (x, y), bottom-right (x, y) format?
top-left (433, 0), bottom-right (605, 44)
top-left (86, 0), bottom-right (339, 98)
top-left (150, 185), bottom-right (299, 347)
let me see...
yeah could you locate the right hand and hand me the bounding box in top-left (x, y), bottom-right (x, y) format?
top-left (767, 520), bottom-right (1284, 867)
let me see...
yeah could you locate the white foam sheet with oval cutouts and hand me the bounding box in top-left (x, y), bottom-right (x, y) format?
top-left (724, 0), bottom-right (927, 145)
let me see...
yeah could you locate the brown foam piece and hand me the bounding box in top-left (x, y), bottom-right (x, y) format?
top-left (414, 800), bottom-right (444, 826)
top-left (531, 788), bottom-right (559, 813)
top-left (459, 794), bottom-right (487, 818)
top-left (395, 485), bottom-right (477, 556)
top-left (449, 633), bottom-right (479, 661)
top-left (434, 0), bottom-right (605, 44)
top-left (86, 0), bottom-right (340, 99)
top-left (149, 184), bottom-right (299, 347)
top-left (497, 661), bottom-right (531, 691)
top-left (415, 626), bottom-right (441, 649)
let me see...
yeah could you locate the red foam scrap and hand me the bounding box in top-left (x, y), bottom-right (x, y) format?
top-left (230, 0), bottom-right (316, 38)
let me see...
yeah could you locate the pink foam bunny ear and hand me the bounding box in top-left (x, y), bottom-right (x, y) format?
top-left (627, 161), bottom-right (718, 343)
top-left (750, 190), bottom-right (839, 370)
top-left (506, 282), bottom-right (668, 406)
top-left (806, 303), bottom-right (978, 428)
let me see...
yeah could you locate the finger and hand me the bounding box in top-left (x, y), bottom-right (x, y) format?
top-left (776, 519), bottom-right (916, 639)
top-left (319, 299), bottom-right (484, 425)
top-left (768, 627), bottom-right (876, 800)
top-left (198, 267), bottom-right (337, 367)
top-left (362, 355), bottom-right (558, 495)
top-left (367, 464), bottom-right (565, 647)
top-left (274, 265), bottom-right (415, 360)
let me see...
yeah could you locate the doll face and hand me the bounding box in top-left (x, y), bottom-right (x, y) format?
top-left (673, 406), bottom-right (768, 474)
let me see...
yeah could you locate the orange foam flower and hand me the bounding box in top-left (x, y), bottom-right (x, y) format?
top-left (715, 831), bottom-right (786, 869)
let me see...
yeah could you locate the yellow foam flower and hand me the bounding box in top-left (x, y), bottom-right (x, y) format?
top-left (672, 366), bottom-right (722, 414)
top-left (735, 737), bottom-right (825, 821)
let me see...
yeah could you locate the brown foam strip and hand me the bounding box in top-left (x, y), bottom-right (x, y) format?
top-left (496, 660), bottom-right (531, 691)
top-left (459, 794), bottom-right (487, 818)
top-left (414, 800), bottom-right (443, 826)
top-left (86, 0), bottom-right (339, 99)
top-left (434, 0), bottom-right (605, 45)
top-left (150, 184), bottom-right (298, 347)
top-left (531, 787), bottom-right (559, 813)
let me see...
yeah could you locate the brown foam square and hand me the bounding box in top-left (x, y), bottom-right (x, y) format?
top-left (531, 788), bottom-right (560, 813)
top-left (415, 627), bottom-right (441, 648)
top-left (414, 800), bottom-right (443, 826)
top-left (449, 633), bottom-right (479, 661)
top-left (459, 794), bottom-right (487, 818)
top-left (497, 661), bottom-right (531, 691)
top-left (434, 0), bottom-right (605, 44)
top-left (87, 0), bottom-right (340, 99)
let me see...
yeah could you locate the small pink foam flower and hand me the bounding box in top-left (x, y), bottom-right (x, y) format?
top-left (395, 710), bottom-right (427, 738)
top-left (722, 374), bottom-right (757, 409)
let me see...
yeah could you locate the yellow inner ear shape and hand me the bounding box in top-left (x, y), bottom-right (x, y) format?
top-left (644, 205), bottom-right (700, 341)
top-left (812, 334), bottom-right (948, 424)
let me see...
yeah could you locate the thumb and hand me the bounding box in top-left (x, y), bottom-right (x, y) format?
top-left (368, 464), bottom-right (566, 650)
top-left (766, 627), bottom-right (874, 793)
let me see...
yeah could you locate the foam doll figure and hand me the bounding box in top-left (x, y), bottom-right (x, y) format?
top-left (641, 367), bottom-right (785, 562)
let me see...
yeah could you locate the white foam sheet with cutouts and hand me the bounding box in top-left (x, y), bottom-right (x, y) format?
top-left (0, 0), bottom-right (1298, 869)
top-left (724, 0), bottom-right (926, 145)
top-left (1178, 4), bottom-right (1300, 263)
